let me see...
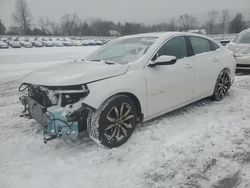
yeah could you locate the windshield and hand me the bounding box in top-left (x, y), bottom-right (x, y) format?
top-left (233, 30), bottom-right (250, 44)
top-left (86, 37), bottom-right (158, 64)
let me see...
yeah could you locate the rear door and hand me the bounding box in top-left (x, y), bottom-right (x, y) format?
top-left (188, 36), bottom-right (221, 99)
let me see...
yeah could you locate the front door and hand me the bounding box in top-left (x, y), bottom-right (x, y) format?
top-left (145, 36), bottom-right (194, 118)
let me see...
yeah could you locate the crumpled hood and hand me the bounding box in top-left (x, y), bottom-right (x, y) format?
top-left (22, 60), bottom-right (129, 86)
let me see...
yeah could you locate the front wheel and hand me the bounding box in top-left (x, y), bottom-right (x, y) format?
top-left (212, 70), bottom-right (231, 101)
top-left (87, 95), bottom-right (138, 148)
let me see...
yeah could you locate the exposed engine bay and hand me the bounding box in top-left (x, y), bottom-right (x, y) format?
top-left (19, 83), bottom-right (92, 143)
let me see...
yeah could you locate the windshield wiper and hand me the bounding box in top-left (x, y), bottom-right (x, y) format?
top-left (90, 59), bottom-right (115, 65)
top-left (101, 60), bottom-right (115, 65)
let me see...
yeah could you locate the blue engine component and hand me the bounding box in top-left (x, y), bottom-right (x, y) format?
top-left (45, 106), bottom-right (79, 142)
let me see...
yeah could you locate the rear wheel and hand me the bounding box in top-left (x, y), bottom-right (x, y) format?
top-left (212, 70), bottom-right (231, 101)
top-left (87, 95), bottom-right (138, 148)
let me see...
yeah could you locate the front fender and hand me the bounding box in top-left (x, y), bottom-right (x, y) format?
top-left (83, 70), bottom-right (148, 117)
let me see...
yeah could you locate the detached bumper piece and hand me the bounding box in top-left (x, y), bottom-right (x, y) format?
top-left (20, 96), bottom-right (79, 143)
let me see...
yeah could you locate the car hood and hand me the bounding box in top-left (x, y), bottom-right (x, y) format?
top-left (22, 60), bottom-right (129, 86)
top-left (227, 42), bottom-right (250, 55)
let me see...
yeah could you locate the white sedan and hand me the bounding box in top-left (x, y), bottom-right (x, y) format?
top-left (0, 41), bottom-right (9, 48)
top-left (20, 32), bottom-right (236, 148)
top-left (227, 28), bottom-right (250, 70)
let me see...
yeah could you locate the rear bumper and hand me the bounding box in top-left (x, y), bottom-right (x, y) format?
top-left (236, 64), bottom-right (250, 70)
top-left (236, 56), bottom-right (250, 70)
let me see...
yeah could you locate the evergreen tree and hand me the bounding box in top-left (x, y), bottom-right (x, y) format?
top-left (229, 13), bottom-right (246, 33)
top-left (0, 19), bottom-right (6, 35)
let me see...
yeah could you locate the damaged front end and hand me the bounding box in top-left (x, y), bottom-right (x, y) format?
top-left (19, 83), bottom-right (93, 143)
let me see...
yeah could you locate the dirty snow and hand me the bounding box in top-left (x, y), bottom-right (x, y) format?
top-left (0, 47), bottom-right (250, 188)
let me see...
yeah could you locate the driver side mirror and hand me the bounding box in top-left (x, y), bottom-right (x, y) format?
top-left (149, 55), bottom-right (177, 67)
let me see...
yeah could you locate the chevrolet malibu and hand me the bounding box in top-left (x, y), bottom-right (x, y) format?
top-left (19, 32), bottom-right (236, 148)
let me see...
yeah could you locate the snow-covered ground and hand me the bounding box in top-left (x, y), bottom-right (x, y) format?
top-left (0, 47), bottom-right (250, 188)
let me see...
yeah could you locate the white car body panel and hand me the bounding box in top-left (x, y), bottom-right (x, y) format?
top-left (192, 48), bottom-right (235, 99)
top-left (22, 60), bottom-right (129, 86)
top-left (22, 32), bottom-right (236, 122)
top-left (84, 70), bottom-right (148, 117)
top-left (144, 57), bottom-right (194, 118)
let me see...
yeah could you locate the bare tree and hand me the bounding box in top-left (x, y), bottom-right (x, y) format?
top-left (7, 26), bottom-right (20, 35)
top-left (60, 14), bottom-right (81, 36)
top-left (12, 0), bottom-right (32, 35)
top-left (220, 9), bottom-right (230, 34)
top-left (90, 19), bottom-right (117, 36)
top-left (178, 14), bottom-right (198, 31)
top-left (79, 21), bottom-right (91, 36)
top-left (168, 19), bottom-right (177, 31)
top-left (229, 13), bottom-right (246, 33)
top-left (49, 21), bottom-right (61, 36)
top-left (38, 17), bottom-right (52, 35)
top-left (205, 10), bottom-right (219, 34)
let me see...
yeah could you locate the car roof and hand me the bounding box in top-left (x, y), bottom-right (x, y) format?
top-left (119, 31), bottom-right (214, 41)
top-left (119, 32), bottom-right (181, 39)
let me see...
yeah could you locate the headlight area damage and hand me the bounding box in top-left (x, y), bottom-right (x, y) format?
top-left (19, 83), bottom-right (93, 143)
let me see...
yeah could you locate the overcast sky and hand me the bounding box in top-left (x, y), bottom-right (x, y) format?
top-left (0, 0), bottom-right (250, 27)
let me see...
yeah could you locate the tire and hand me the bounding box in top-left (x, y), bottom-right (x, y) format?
top-left (87, 95), bottom-right (138, 148)
top-left (212, 70), bottom-right (231, 101)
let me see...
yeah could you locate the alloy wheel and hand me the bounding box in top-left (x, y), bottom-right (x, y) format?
top-left (105, 103), bottom-right (134, 142)
top-left (217, 73), bottom-right (230, 98)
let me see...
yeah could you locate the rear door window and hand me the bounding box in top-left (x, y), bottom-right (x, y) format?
top-left (189, 36), bottom-right (211, 55)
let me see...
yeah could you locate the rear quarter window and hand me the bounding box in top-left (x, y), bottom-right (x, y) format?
top-left (209, 40), bottom-right (220, 51)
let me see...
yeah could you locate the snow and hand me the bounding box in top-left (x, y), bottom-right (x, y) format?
top-left (1, 46), bottom-right (250, 188)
